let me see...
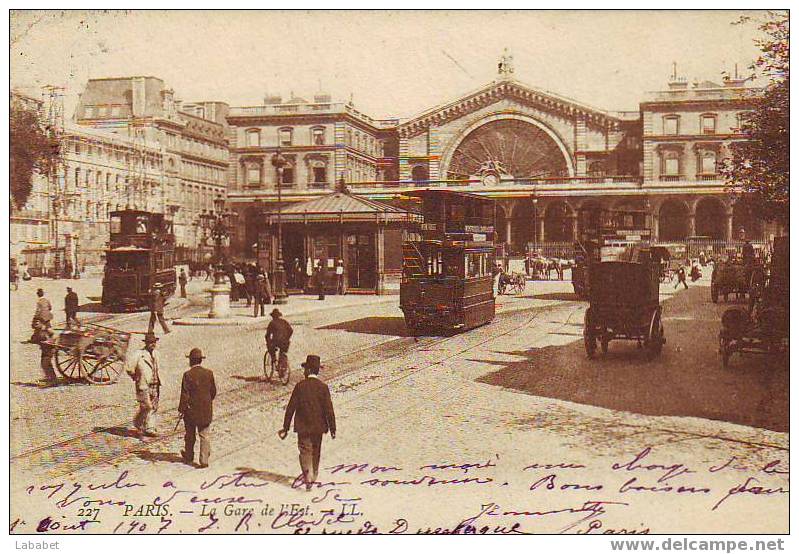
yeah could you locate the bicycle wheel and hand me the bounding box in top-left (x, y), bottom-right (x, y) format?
top-left (264, 351), bottom-right (277, 383)
top-left (278, 354), bottom-right (290, 386)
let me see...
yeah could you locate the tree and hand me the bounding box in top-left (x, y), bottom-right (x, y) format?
top-left (10, 101), bottom-right (59, 210)
top-left (722, 12), bottom-right (789, 229)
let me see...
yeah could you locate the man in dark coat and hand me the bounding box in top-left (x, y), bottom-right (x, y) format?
top-left (179, 348), bottom-right (217, 468)
top-left (317, 258), bottom-right (328, 301)
top-left (147, 285), bottom-right (170, 334)
top-left (64, 287), bottom-right (79, 328)
top-left (279, 355), bottom-right (336, 490)
top-left (178, 269), bottom-right (188, 298)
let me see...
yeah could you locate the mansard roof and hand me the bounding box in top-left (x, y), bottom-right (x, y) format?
top-left (398, 78), bottom-right (624, 138)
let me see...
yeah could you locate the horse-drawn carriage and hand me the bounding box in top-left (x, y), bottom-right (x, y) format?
top-left (710, 258), bottom-right (766, 303)
top-left (583, 249), bottom-right (665, 359)
top-left (43, 323), bottom-right (131, 384)
top-left (719, 237), bottom-right (788, 368)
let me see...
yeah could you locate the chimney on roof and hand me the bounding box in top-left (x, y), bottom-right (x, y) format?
top-left (667, 62), bottom-right (688, 90)
top-left (723, 63), bottom-right (748, 87)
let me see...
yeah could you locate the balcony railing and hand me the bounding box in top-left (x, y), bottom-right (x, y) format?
top-left (659, 174), bottom-right (684, 182)
top-left (697, 173), bottom-right (720, 181)
top-left (309, 181), bottom-right (330, 188)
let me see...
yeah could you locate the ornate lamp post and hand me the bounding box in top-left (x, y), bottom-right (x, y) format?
top-left (198, 196), bottom-right (237, 318)
top-left (270, 149), bottom-right (288, 304)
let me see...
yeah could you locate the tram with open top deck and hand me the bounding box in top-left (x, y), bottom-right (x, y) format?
top-left (400, 190), bottom-right (496, 334)
top-left (101, 209), bottom-right (177, 311)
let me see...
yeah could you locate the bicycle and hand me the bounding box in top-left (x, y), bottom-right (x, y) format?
top-left (263, 346), bottom-right (290, 385)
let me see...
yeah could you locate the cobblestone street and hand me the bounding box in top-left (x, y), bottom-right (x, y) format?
top-left (10, 275), bottom-right (788, 534)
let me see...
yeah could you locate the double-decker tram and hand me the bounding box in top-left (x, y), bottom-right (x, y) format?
top-left (400, 190), bottom-right (496, 334)
top-left (101, 210), bottom-right (177, 311)
top-left (572, 208), bottom-right (652, 298)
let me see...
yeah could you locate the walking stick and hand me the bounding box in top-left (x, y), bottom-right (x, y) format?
top-left (174, 413), bottom-right (184, 432)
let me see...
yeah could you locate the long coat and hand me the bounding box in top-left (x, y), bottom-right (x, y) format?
top-left (179, 365), bottom-right (217, 428)
top-left (283, 376), bottom-right (336, 436)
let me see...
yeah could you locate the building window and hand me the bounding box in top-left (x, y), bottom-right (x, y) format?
top-left (279, 128), bottom-right (293, 147)
top-left (74, 168), bottom-right (80, 187)
top-left (735, 112), bottom-right (747, 132)
top-left (281, 164), bottom-right (294, 185)
top-left (701, 114), bottom-right (717, 135)
top-left (98, 106), bottom-right (107, 117)
top-left (588, 161), bottom-right (605, 177)
top-left (700, 151), bottom-right (717, 174)
top-left (663, 152), bottom-right (679, 176)
top-left (85, 106), bottom-right (95, 118)
top-left (246, 129), bottom-right (260, 147)
top-left (663, 115), bottom-right (679, 135)
top-left (313, 166), bottom-right (327, 184)
top-left (312, 127), bottom-right (325, 145)
top-left (111, 106), bottom-right (121, 117)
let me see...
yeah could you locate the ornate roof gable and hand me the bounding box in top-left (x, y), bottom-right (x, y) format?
top-left (398, 79), bottom-right (618, 138)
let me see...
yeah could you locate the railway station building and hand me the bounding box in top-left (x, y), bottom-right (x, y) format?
top-left (225, 57), bottom-right (774, 267)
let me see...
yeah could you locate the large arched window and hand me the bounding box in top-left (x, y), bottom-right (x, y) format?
top-left (245, 129), bottom-right (260, 147)
top-left (411, 165), bottom-right (429, 183)
top-left (662, 151), bottom-right (680, 177)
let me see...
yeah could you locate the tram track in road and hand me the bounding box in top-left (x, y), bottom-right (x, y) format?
top-left (11, 301), bottom-right (578, 481)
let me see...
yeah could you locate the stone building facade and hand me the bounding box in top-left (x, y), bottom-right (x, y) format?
top-left (74, 77), bottom-right (229, 254)
top-left (225, 62), bottom-right (771, 262)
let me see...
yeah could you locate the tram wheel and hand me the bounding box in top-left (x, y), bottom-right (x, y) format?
top-left (583, 308), bottom-right (597, 359)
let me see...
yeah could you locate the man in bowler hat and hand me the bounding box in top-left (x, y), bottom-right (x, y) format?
top-left (279, 355), bottom-right (336, 490)
top-left (179, 348), bottom-right (216, 468)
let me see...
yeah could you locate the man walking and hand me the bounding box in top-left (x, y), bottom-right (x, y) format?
top-left (279, 355), bottom-right (336, 490)
top-left (179, 348), bottom-right (216, 468)
top-left (126, 332), bottom-right (162, 437)
top-left (179, 269), bottom-right (188, 298)
top-left (253, 274), bottom-right (270, 317)
top-left (31, 288), bottom-right (53, 343)
top-left (64, 286), bottom-right (79, 328)
top-left (674, 266), bottom-right (688, 290)
top-left (147, 285), bottom-right (170, 334)
top-left (37, 326), bottom-right (57, 384)
top-left (317, 258), bottom-right (328, 301)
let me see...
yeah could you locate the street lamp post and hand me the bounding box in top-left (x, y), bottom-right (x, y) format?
top-left (271, 149), bottom-right (288, 304)
top-left (198, 196), bottom-right (237, 318)
top-left (531, 193), bottom-right (539, 256)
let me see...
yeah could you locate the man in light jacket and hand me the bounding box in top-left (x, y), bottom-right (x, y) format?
top-left (125, 332), bottom-right (162, 437)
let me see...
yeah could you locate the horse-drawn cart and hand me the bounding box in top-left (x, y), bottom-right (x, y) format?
top-left (710, 260), bottom-right (765, 303)
top-left (45, 323), bottom-right (132, 384)
top-left (583, 256), bottom-right (665, 359)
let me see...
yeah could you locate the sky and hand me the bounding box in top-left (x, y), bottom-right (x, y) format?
top-left (10, 10), bottom-right (770, 120)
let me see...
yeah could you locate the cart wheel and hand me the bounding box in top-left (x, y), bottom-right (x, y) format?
top-left (645, 308), bottom-right (664, 359)
top-left (584, 308), bottom-right (597, 359)
top-left (53, 345), bottom-right (94, 382)
top-left (711, 282), bottom-right (718, 303)
top-left (88, 356), bottom-right (123, 384)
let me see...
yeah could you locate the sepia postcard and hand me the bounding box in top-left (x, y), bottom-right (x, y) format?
top-left (7, 8), bottom-right (789, 543)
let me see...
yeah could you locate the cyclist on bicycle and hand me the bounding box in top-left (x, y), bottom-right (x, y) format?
top-left (266, 308), bottom-right (294, 371)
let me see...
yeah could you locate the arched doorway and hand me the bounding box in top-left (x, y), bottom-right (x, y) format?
top-left (659, 199), bottom-right (689, 241)
top-left (694, 197), bottom-right (726, 239)
top-left (732, 201), bottom-right (763, 240)
top-left (496, 204), bottom-right (509, 245)
top-left (544, 201), bottom-right (574, 242)
top-left (510, 201), bottom-right (536, 254)
top-left (576, 200), bottom-right (602, 238)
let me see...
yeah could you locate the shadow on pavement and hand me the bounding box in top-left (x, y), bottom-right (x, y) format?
top-left (93, 425), bottom-right (140, 438)
top-left (319, 316), bottom-right (411, 337)
top-left (135, 450), bottom-right (188, 465)
top-left (11, 379), bottom-right (87, 389)
top-left (475, 285), bottom-right (789, 433)
top-left (231, 375), bottom-right (267, 383)
top-left (235, 467), bottom-right (297, 488)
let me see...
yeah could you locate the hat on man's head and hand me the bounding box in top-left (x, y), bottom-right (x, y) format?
top-left (257, 274), bottom-right (265, 280)
top-left (153, 283), bottom-right (163, 289)
top-left (143, 332), bottom-right (159, 344)
top-left (270, 308), bottom-right (282, 317)
top-left (301, 354), bottom-right (322, 372)
top-left (186, 347), bottom-right (205, 361)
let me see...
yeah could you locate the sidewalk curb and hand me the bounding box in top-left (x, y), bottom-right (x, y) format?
top-left (173, 295), bottom-right (399, 327)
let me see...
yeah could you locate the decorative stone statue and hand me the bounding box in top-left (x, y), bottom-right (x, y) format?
top-left (498, 48), bottom-right (514, 78)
